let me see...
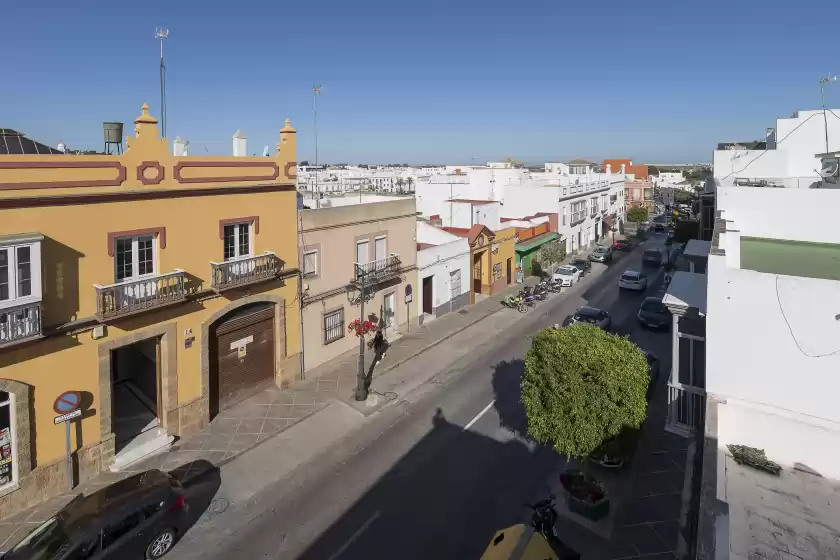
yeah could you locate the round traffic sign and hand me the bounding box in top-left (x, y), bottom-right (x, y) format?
top-left (53, 391), bottom-right (82, 415)
top-left (405, 284), bottom-right (412, 296)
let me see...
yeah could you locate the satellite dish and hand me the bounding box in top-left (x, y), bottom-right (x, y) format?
top-left (817, 160), bottom-right (839, 179)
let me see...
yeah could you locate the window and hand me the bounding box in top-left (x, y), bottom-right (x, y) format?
top-left (678, 333), bottom-right (705, 389)
top-left (223, 223), bottom-right (251, 261)
top-left (142, 500), bottom-right (165, 518)
top-left (324, 308), bottom-right (344, 344)
top-left (450, 269), bottom-right (461, 301)
top-left (0, 243), bottom-right (41, 303)
top-left (114, 235), bottom-right (155, 282)
top-left (374, 236), bottom-right (387, 262)
top-left (383, 292), bottom-right (396, 328)
top-left (102, 511), bottom-right (144, 550)
top-left (0, 391), bottom-right (14, 489)
top-left (303, 250), bottom-right (318, 277)
top-left (562, 206), bottom-right (567, 225)
top-left (356, 239), bottom-right (369, 265)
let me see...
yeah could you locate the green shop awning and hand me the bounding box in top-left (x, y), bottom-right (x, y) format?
top-left (515, 231), bottom-right (560, 252)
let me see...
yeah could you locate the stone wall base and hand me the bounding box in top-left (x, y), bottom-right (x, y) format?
top-left (175, 397), bottom-right (209, 437)
top-left (278, 353), bottom-right (302, 388)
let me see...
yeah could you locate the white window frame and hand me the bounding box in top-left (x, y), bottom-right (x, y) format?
top-left (0, 241), bottom-right (42, 310)
top-left (223, 222), bottom-right (254, 262)
top-left (303, 249), bottom-right (318, 277)
top-left (0, 391), bottom-right (17, 492)
top-left (113, 235), bottom-right (157, 283)
top-left (356, 239), bottom-right (370, 265)
top-left (374, 236), bottom-right (388, 262)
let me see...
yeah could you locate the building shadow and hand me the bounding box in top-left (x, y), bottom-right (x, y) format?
top-left (294, 409), bottom-right (577, 560)
top-left (40, 237), bottom-right (84, 325)
top-left (166, 459), bottom-right (223, 543)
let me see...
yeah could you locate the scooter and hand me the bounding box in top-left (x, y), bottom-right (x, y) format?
top-left (502, 294), bottom-right (528, 313)
top-left (533, 285), bottom-right (549, 301)
top-left (525, 495), bottom-right (581, 559)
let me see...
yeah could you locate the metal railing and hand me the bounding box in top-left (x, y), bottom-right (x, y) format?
top-left (667, 383), bottom-right (706, 436)
top-left (0, 301), bottom-right (42, 346)
top-left (211, 252), bottom-right (279, 292)
top-left (570, 211), bottom-right (587, 225)
top-left (590, 208), bottom-right (598, 217)
top-left (352, 254), bottom-right (401, 285)
top-left (95, 270), bottom-right (186, 321)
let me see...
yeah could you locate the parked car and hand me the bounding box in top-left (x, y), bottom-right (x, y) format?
top-left (570, 258), bottom-right (592, 276)
top-left (570, 306), bottom-right (612, 330)
top-left (653, 223), bottom-right (665, 232)
top-left (3, 470), bottom-right (189, 560)
top-left (552, 265), bottom-right (582, 287)
top-left (618, 270), bottom-right (648, 291)
top-left (642, 249), bottom-right (663, 267)
top-left (589, 246), bottom-right (613, 263)
top-left (637, 297), bottom-right (671, 329)
top-left (613, 238), bottom-right (632, 251)
top-left (642, 350), bottom-right (660, 401)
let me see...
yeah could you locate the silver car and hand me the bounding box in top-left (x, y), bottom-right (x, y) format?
top-left (589, 246), bottom-right (613, 263)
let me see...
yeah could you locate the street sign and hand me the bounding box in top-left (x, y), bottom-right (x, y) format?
top-left (53, 391), bottom-right (82, 415)
top-left (405, 293), bottom-right (412, 304)
top-left (405, 284), bottom-right (412, 297)
top-left (54, 409), bottom-right (82, 425)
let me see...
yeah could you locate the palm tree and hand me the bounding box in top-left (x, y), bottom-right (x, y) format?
top-left (395, 177), bottom-right (405, 193)
top-left (405, 176), bottom-right (415, 193)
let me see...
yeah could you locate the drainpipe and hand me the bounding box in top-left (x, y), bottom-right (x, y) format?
top-left (297, 203), bottom-right (306, 380)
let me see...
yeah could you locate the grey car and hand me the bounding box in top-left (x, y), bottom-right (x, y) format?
top-left (589, 246), bottom-right (613, 263)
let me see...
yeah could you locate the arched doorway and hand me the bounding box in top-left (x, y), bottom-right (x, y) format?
top-left (209, 302), bottom-right (276, 418)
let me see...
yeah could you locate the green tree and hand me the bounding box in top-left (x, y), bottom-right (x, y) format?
top-left (538, 239), bottom-right (565, 269)
top-left (521, 325), bottom-right (649, 460)
top-left (405, 176), bottom-right (415, 192)
top-left (299, 160), bottom-right (310, 166)
top-left (395, 177), bottom-right (405, 192)
top-left (626, 206), bottom-right (649, 223)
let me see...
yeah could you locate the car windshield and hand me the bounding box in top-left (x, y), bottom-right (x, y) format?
top-left (621, 272), bottom-right (640, 281)
top-left (641, 298), bottom-right (666, 312)
top-left (571, 260), bottom-right (586, 267)
top-left (644, 250), bottom-right (660, 258)
top-left (8, 516), bottom-right (70, 558)
top-left (574, 307), bottom-right (601, 320)
top-left (556, 266), bottom-right (575, 275)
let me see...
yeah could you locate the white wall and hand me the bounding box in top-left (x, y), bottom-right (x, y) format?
top-left (717, 186), bottom-right (840, 244)
top-left (417, 238), bottom-right (471, 313)
top-left (417, 220), bottom-right (461, 245)
top-left (706, 255), bottom-right (840, 425)
top-left (713, 149), bottom-right (791, 186)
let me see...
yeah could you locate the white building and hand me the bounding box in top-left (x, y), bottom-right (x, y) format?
top-left (415, 162), bottom-right (626, 255)
top-left (416, 221), bottom-right (471, 324)
top-left (689, 134), bottom-right (840, 558)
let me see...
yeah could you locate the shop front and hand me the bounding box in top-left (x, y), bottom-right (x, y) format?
top-left (515, 231), bottom-right (561, 277)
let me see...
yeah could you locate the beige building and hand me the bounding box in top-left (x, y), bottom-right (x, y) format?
top-left (300, 198), bottom-right (418, 371)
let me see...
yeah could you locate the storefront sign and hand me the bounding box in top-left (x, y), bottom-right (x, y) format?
top-left (230, 335), bottom-right (254, 351)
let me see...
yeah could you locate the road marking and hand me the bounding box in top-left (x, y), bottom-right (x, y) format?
top-left (464, 400), bottom-right (496, 431)
top-left (327, 510), bottom-right (381, 560)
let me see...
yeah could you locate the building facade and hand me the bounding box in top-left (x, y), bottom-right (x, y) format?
top-left (0, 106), bottom-right (301, 515)
top-left (299, 198), bottom-right (418, 372)
top-left (416, 222), bottom-right (471, 323)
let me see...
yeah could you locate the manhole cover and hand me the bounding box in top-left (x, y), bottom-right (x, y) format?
top-left (209, 497), bottom-right (230, 515)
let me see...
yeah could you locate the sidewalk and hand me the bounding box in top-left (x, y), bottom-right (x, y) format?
top-left (0, 279), bottom-right (532, 550)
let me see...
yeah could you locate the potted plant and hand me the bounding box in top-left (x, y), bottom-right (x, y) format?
top-left (347, 319), bottom-right (377, 348)
top-left (521, 325), bottom-right (650, 522)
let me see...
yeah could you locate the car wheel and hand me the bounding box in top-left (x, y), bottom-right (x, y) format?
top-left (146, 528), bottom-right (177, 559)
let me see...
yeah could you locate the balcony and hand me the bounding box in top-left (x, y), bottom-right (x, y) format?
top-left (590, 209), bottom-right (598, 218)
top-left (0, 301), bottom-right (42, 348)
top-left (211, 252), bottom-right (280, 292)
top-left (570, 212), bottom-right (586, 226)
top-left (351, 254), bottom-right (402, 286)
top-left (666, 383), bottom-right (706, 436)
top-left (95, 270), bottom-right (186, 321)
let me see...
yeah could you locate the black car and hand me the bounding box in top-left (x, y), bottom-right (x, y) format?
top-left (4, 470), bottom-right (188, 560)
top-left (637, 297), bottom-right (671, 329)
top-left (570, 306), bottom-right (611, 330)
top-left (642, 350), bottom-right (660, 401)
top-left (642, 249), bottom-right (663, 267)
top-left (653, 223), bottom-right (665, 232)
top-left (570, 258), bottom-right (592, 276)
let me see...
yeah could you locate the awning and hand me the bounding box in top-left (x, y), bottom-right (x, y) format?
top-left (603, 215), bottom-right (615, 229)
top-left (515, 231), bottom-right (559, 252)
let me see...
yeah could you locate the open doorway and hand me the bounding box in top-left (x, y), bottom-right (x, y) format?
top-left (111, 338), bottom-right (160, 456)
top-left (422, 275), bottom-right (434, 316)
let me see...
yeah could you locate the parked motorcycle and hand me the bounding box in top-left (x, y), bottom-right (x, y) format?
top-left (524, 495), bottom-right (581, 559)
top-left (533, 285), bottom-right (549, 301)
top-left (502, 294), bottom-right (528, 313)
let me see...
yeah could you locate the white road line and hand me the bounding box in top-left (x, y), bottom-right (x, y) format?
top-left (464, 400), bottom-right (496, 431)
top-left (327, 510), bottom-right (381, 560)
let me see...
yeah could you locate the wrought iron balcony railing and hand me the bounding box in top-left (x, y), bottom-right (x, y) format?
top-left (0, 301), bottom-right (42, 347)
top-left (95, 270), bottom-right (186, 321)
top-left (351, 254), bottom-right (402, 285)
top-left (667, 383), bottom-right (706, 436)
top-left (211, 252), bottom-right (280, 292)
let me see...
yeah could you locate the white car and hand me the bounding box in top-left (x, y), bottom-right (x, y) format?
top-left (552, 265), bottom-right (582, 287)
top-left (618, 270), bottom-right (648, 291)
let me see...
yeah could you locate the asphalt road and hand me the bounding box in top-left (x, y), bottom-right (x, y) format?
top-left (170, 232), bottom-right (674, 560)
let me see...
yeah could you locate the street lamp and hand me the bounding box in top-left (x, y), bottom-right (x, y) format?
top-left (155, 27), bottom-right (169, 139)
top-left (347, 268), bottom-right (376, 401)
top-left (820, 75), bottom-right (836, 154)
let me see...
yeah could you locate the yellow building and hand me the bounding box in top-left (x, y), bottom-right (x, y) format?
top-left (442, 225), bottom-right (517, 303)
top-left (0, 106), bottom-right (301, 515)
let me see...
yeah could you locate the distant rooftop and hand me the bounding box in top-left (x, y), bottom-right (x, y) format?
top-left (0, 128), bottom-right (62, 155)
top-left (448, 198), bottom-right (499, 205)
top-left (565, 158), bottom-right (595, 166)
top-left (741, 237), bottom-right (840, 281)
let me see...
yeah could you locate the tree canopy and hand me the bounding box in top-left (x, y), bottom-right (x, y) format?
top-left (521, 325), bottom-right (649, 459)
top-left (627, 206), bottom-right (649, 223)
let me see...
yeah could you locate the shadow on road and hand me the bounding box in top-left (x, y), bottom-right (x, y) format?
top-left (167, 460), bottom-right (222, 546)
top-left (490, 359), bottom-right (532, 443)
top-left (295, 409), bottom-right (568, 560)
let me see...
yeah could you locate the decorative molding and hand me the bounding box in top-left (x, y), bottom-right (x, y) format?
top-left (107, 227), bottom-right (167, 256)
top-left (173, 160), bottom-right (280, 184)
top-left (284, 161), bottom-right (297, 179)
top-left (0, 161), bottom-right (126, 191)
top-left (218, 216), bottom-right (260, 239)
top-left (0, 183), bottom-right (296, 209)
top-left (136, 161), bottom-right (165, 185)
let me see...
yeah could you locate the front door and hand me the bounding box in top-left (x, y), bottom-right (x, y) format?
top-left (473, 253), bottom-right (482, 294)
top-left (111, 337), bottom-right (160, 455)
top-left (422, 276), bottom-right (434, 315)
top-left (383, 292), bottom-right (396, 329)
top-left (506, 258), bottom-right (512, 284)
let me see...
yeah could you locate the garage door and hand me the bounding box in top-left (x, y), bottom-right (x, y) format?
top-left (214, 305), bottom-right (275, 411)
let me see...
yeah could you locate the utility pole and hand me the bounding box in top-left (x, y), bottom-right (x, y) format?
top-left (355, 266), bottom-right (369, 401)
top-left (155, 28), bottom-right (169, 139)
top-left (820, 76), bottom-right (837, 154)
top-left (313, 85), bottom-right (322, 209)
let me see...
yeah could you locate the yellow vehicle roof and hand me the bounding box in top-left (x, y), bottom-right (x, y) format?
top-left (480, 524), bottom-right (558, 560)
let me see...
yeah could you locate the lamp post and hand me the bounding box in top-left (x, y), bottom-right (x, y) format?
top-left (155, 28), bottom-right (169, 139)
top-left (820, 75), bottom-right (836, 154)
top-left (349, 265), bottom-right (375, 401)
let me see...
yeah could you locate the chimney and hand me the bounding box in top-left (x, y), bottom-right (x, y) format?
top-left (606, 163), bottom-right (612, 175)
top-left (620, 164), bottom-right (626, 174)
top-left (233, 129), bottom-right (247, 157)
top-left (173, 136), bottom-right (188, 156)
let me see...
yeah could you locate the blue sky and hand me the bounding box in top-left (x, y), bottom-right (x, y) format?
top-left (4, 0), bottom-right (840, 164)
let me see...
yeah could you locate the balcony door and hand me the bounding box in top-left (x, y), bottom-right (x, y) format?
top-left (223, 223), bottom-right (255, 281)
top-left (115, 235), bottom-right (157, 304)
top-left (374, 236), bottom-right (387, 272)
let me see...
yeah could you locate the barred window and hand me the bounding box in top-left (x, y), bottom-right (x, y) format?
top-left (324, 308), bottom-right (344, 344)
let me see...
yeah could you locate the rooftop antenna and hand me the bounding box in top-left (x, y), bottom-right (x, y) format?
top-left (155, 27), bottom-right (169, 139)
top-left (313, 84), bottom-right (323, 208)
top-left (820, 74), bottom-right (836, 154)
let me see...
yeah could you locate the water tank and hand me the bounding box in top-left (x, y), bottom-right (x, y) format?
top-left (103, 122), bottom-right (124, 144)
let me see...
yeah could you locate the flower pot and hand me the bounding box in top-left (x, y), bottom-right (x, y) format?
top-left (567, 493), bottom-right (610, 521)
top-left (559, 469), bottom-right (610, 522)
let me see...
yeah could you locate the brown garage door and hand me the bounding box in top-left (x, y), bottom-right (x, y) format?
top-left (214, 305), bottom-right (275, 412)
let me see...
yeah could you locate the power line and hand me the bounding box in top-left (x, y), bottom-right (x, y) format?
top-left (775, 275), bottom-right (840, 358)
